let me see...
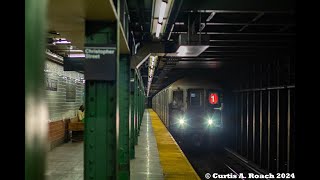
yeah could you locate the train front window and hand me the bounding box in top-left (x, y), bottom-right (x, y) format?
top-left (172, 90), bottom-right (183, 108)
top-left (188, 90), bottom-right (203, 107)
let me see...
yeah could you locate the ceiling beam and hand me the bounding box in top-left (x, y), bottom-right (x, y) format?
top-left (205, 23), bottom-right (295, 26)
top-left (208, 45), bottom-right (290, 48)
top-left (239, 12), bottom-right (264, 31)
top-left (181, 0), bottom-right (295, 12)
top-left (183, 10), bottom-right (295, 14)
top-left (171, 32), bottom-right (295, 35)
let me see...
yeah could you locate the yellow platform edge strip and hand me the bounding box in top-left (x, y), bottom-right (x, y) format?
top-left (148, 109), bottom-right (201, 180)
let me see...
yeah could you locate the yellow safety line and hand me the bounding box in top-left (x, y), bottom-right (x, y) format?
top-left (148, 109), bottom-right (201, 180)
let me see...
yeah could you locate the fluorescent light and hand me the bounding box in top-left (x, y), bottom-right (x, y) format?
top-left (156, 23), bottom-right (161, 37)
top-left (54, 40), bottom-right (71, 44)
top-left (68, 54), bottom-right (85, 58)
top-left (206, 11), bottom-right (216, 22)
top-left (158, 1), bottom-right (167, 23)
top-left (69, 50), bottom-right (84, 52)
top-left (175, 22), bottom-right (184, 25)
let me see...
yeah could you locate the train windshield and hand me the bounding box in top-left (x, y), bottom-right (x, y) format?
top-left (188, 89), bottom-right (203, 108)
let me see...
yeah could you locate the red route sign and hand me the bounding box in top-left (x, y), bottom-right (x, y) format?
top-left (208, 93), bottom-right (218, 104)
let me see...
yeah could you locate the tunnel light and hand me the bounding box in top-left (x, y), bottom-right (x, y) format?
top-left (158, 1), bottom-right (167, 23)
top-left (208, 119), bottom-right (213, 125)
top-left (156, 23), bottom-right (162, 38)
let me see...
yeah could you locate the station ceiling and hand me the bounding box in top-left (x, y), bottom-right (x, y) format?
top-left (128, 0), bottom-right (296, 97)
top-left (46, 0), bottom-right (296, 97)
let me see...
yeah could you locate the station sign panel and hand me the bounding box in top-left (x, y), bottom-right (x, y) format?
top-left (84, 44), bottom-right (116, 81)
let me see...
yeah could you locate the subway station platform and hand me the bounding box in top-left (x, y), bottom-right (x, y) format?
top-left (130, 110), bottom-right (164, 179)
top-left (45, 109), bottom-right (199, 180)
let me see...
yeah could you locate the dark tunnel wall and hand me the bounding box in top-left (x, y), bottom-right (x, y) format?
top-left (222, 55), bottom-right (295, 173)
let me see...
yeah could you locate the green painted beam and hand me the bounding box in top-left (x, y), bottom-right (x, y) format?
top-left (134, 73), bottom-right (139, 144)
top-left (84, 21), bottom-right (117, 180)
top-left (118, 55), bottom-right (130, 179)
top-left (130, 69), bottom-right (135, 158)
top-left (139, 89), bottom-right (143, 128)
top-left (25, 0), bottom-right (48, 179)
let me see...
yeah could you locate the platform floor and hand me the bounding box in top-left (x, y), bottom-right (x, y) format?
top-left (45, 141), bottom-right (83, 180)
top-left (130, 110), bottom-right (164, 179)
top-left (45, 109), bottom-right (198, 180)
top-left (149, 109), bottom-right (200, 180)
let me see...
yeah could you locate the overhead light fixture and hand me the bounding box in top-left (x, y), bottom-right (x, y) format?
top-left (158, 1), bottom-right (167, 23)
top-left (53, 40), bottom-right (71, 45)
top-left (147, 56), bottom-right (158, 97)
top-left (175, 22), bottom-right (184, 25)
top-left (206, 11), bottom-right (216, 22)
top-left (151, 0), bottom-right (173, 39)
top-left (69, 50), bottom-right (84, 53)
top-left (68, 54), bottom-right (85, 58)
top-left (156, 23), bottom-right (162, 37)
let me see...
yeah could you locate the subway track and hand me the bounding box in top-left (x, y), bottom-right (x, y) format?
top-left (174, 137), bottom-right (267, 180)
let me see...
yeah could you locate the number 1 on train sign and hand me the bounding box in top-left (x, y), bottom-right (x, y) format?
top-left (209, 93), bottom-right (218, 104)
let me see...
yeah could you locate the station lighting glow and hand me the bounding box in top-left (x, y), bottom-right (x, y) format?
top-left (147, 56), bottom-right (157, 96)
top-left (158, 1), bottom-right (167, 23)
top-left (68, 54), bottom-right (85, 58)
top-left (53, 40), bottom-right (71, 44)
top-left (208, 119), bottom-right (213, 125)
top-left (156, 23), bottom-right (161, 38)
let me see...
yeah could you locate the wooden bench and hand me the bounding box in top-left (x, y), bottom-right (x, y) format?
top-left (68, 121), bottom-right (84, 142)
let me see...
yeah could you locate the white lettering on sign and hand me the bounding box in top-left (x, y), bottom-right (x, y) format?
top-left (211, 95), bottom-right (215, 102)
top-left (85, 54), bottom-right (100, 59)
top-left (85, 47), bottom-right (116, 59)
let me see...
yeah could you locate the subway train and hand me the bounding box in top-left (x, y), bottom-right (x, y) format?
top-left (152, 76), bottom-right (224, 150)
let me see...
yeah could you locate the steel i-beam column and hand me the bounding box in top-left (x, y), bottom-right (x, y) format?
top-left (84, 21), bottom-right (118, 180)
top-left (139, 89), bottom-right (143, 128)
top-left (118, 55), bottom-right (130, 179)
top-left (130, 69), bottom-right (135, 158)
top-left (25, 0), bottom-right (48, 179)
top-left (134, 73), bottom-right (139, 144)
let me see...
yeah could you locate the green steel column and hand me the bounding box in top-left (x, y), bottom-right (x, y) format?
top-left (130, 69), bottom-right (135, 158)
top-left (141, 90), bottom-right (144, 124)
top-left (84, 21), bottom-right (117, 180)
top-left (134, 73), bottom-right (139, 144)
top-left (137, 80), bottom-right (141, 136)
top-left (25, 0), bottom-right (48, 179)
top-left (140, 88), bottom-right (144, 126)
top-left (139, 89), bottom-right (142, 128)
top-left (118, 55), bottom-right (130, 179)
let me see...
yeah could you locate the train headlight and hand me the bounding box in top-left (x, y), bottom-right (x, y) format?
top-left (208, 119), bottom-right (213, 126)
top-left (179, 118), bottom-right (185, 125)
